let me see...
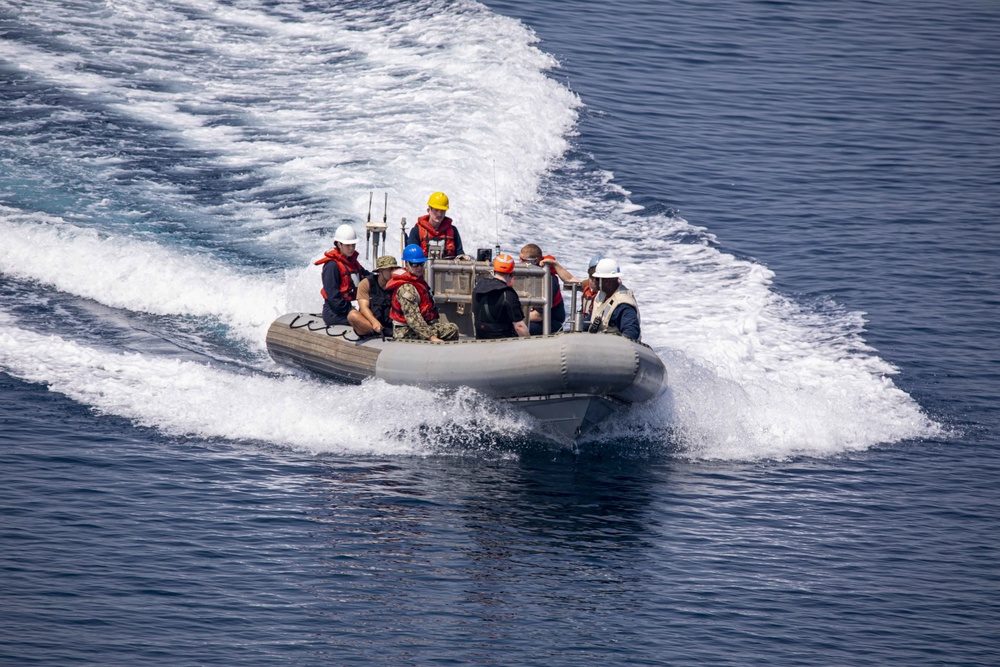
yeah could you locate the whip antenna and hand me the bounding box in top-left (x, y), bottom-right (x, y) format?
top-left (364, 191), bottom-right (373, 260)
top-left (493, 160), bottom-right (500, 258)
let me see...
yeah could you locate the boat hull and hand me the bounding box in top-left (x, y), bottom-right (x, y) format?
top-left (265, 313), bottom-right (665, 441)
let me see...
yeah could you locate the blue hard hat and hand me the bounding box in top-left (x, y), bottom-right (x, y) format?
top-left (588, 254), bottom-right (604, 269)
top-left (402, 243), bottom-right (427, 264)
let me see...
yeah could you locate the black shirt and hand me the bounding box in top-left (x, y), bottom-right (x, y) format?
top-left (472, 277), bottom-right (524, 339)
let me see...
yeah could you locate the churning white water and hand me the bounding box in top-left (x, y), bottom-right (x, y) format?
top-left (0, 0), bottom-right (938, 458)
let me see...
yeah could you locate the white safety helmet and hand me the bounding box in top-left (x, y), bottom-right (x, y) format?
top-left (333, 224), bottom-right (359, 245)
top-left (592, 257), bottom-right (623, 279)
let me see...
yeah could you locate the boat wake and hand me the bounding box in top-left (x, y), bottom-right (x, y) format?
top-left (0, 0), bottom-right (940, 460)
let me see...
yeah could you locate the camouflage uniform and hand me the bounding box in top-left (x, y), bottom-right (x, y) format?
top-left (393, 283), bottom-right (459, 341)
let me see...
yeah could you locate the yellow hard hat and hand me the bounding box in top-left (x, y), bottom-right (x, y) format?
top-left (427, 191), bottom-right (449, 211)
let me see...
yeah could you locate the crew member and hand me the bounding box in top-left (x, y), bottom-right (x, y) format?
top-left (519, 243), bottom-right (570, 335)
top-left (581, 254), bottom-right (603, 326)
top-left (588, 258), bottom-right (641, 342)
top-left (387, 244), bottom-right (460, 342)
top-left (407, 191), bottom-right (470, 260)
top-left (472, 253), bottom-right (529, 339)
top-left (315, 224), bottom-right (373, 334)
top-left (356, 255), bottom-right (399, 336)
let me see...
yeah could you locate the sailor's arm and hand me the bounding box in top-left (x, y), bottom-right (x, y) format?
top-left (321, 261), bottom-right (340, 298)
top-left (355, 280), bottom-right (382, 333)
top-left (539, 257), bottom-right (580, 284)
top-left (322, 262), bottom-right (351, 314)
top-left (615, 304), bottom-right (641, 341)
top-left (406, 228), bottom-right (427, 260)
top-left (451, 227), bottom-right (470, 260)
top-left (506, 291), bottom-right (529, 337)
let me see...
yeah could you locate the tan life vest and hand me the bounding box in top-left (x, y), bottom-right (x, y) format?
top-left (590, 287), bottom-right (640, 341)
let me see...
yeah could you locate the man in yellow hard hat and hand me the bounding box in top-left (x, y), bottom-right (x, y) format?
top-left (407, 191), bottom-right (471, 260)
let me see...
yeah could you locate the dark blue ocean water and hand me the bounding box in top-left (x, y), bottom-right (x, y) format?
top-left (3, 1), bottom-right (999, 665)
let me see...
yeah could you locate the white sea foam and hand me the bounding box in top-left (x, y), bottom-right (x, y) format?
top-left (0, 0), bottom-right (940, 459)
top-left (0, 322), bottom-right (532, 454)
top-left (3, 0), bottom-right (578, 256)
top-left (0, 209), bottom-right (290, 346)
top-left (501, 177), bottom-right (940, 459)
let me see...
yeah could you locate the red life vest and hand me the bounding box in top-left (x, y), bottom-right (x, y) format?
top-left (542, 254), bottom-right (564, 308)
top-left (387, 269), bottom-right (439, 325)
top-left (315, 247), bottom-right (365, 301)
top-left (415, 215), bottom-right (457, 258)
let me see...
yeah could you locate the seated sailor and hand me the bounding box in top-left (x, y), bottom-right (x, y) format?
top-left (314, 224), bottom-right (373, 334)
top-left (472, 253), bottom-right (530, 340)
top-left (387, 244), bottom-right (460, 342)
top-left (356, 255), bottom-right (398, 336)
top-left (587, 258), bottom-right (641, 342)
top-left (407, 191), bottom-right (471, 260)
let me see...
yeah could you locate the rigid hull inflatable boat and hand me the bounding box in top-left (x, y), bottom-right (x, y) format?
top-left (266, 257), bottom-right (666, 442)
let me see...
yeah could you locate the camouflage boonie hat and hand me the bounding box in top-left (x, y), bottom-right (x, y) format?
top-left (375, 255), bottom-right (399, 270)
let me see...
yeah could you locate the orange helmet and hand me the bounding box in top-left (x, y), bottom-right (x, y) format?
top-left (493, 253), bottom-right (515, 274)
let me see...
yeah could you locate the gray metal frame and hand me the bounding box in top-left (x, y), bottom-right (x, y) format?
top-left (427, 259), bottom-right (553, 337)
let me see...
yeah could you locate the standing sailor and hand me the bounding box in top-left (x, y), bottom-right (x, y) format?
top-left (519, 243), bottom-right (570, 335)
top-left (472, 253), bottom-right (529, 339)
top-left (387, 244), bottom-right (460, 342)
top-left (407, 191), bottom-right (471, 260)
top-left (580, 254), bottom-right (603, 327)
top-left (315, 224), bottom-right (373, 334)
top-left (588, 258), bottom-right (641, 342)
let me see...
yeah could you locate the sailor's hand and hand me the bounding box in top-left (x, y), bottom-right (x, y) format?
top-left (456, 254), bottom-right (471, 261)
top-left (372, 322), bottom-right (383, 334)
top-left (529, 309), bottom-right (542, 323)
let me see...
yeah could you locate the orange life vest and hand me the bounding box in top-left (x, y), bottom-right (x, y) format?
top-left (315, 247), bottom-right (365, 301)
top-left (582, 281), bottom-right (598, 315)
top-left (415, 215), bottom-right (457, 258)
top-left (387, 269), bottom-right (439, 324)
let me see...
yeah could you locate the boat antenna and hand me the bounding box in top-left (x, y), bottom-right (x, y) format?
top-left (399, 215), bottom-right (407, 257)
top-left (364, 191), bottom-right (373, 260)
top-left (493, 160), bottom-right (500, 258)
top-left (364, 191), bottom-right (387, 261)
